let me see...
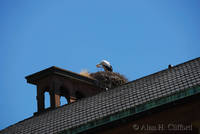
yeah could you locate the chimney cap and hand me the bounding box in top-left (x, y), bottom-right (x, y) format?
top-left (25, 66), bottom-right (97, 85)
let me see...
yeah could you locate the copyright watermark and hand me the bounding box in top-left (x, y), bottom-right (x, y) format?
top-left (132, 123), bottom-right (193, 131)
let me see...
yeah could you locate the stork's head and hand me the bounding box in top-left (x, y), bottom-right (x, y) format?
top-left (96, 60), bottom-right (113, 72)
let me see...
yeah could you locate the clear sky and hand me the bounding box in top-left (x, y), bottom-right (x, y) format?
top-left (0, 0), bottom-right (200, 130)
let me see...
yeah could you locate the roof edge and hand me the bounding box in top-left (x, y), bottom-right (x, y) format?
top-left (123, 57), bottom-right (200, 86)
top-left (61, 85), bottom-right (200, 134)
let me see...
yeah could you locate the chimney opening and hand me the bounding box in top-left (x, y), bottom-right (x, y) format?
top-left (44, 92), bottom-right (50, 109)
top-left (60, 96), bottom-right (68, 106)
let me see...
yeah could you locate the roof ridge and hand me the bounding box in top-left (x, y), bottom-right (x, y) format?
top-left (123, 57), bottom-right (200, 86)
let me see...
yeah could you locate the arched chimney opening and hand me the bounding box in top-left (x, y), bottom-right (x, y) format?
top-left (44, 92), bottom-right (50, 109)
top-left (59, 86), bottom-right (70, 106)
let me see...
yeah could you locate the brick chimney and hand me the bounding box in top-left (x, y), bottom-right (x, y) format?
top-left (25, 66), bottom-right (102, 115)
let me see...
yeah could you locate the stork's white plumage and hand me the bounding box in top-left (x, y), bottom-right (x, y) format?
top-left (96, 60), bottom-right (113, 72)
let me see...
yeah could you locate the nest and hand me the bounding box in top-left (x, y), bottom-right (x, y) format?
top-left (90, 71), bottom-right (128, 89)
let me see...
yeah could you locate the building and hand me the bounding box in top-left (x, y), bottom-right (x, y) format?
top-left (1, 57), bottom-right (200, 134)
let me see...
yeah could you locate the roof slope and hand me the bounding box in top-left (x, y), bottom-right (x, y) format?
top-left (1, 57), bottom-right (200, 134)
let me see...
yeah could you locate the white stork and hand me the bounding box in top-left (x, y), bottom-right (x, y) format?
top-left (96, 60), bottom-right (113, 72)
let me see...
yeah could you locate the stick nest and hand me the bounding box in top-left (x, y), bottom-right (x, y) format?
top-left (90, 71), bottom-right (128, 89)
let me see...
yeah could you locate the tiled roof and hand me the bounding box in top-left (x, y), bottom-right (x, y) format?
top-left (1, 57), bottom-right (200, 134)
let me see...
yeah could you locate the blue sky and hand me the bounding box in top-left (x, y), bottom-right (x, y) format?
top-left (0, 0), bottom-right (200, 130)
